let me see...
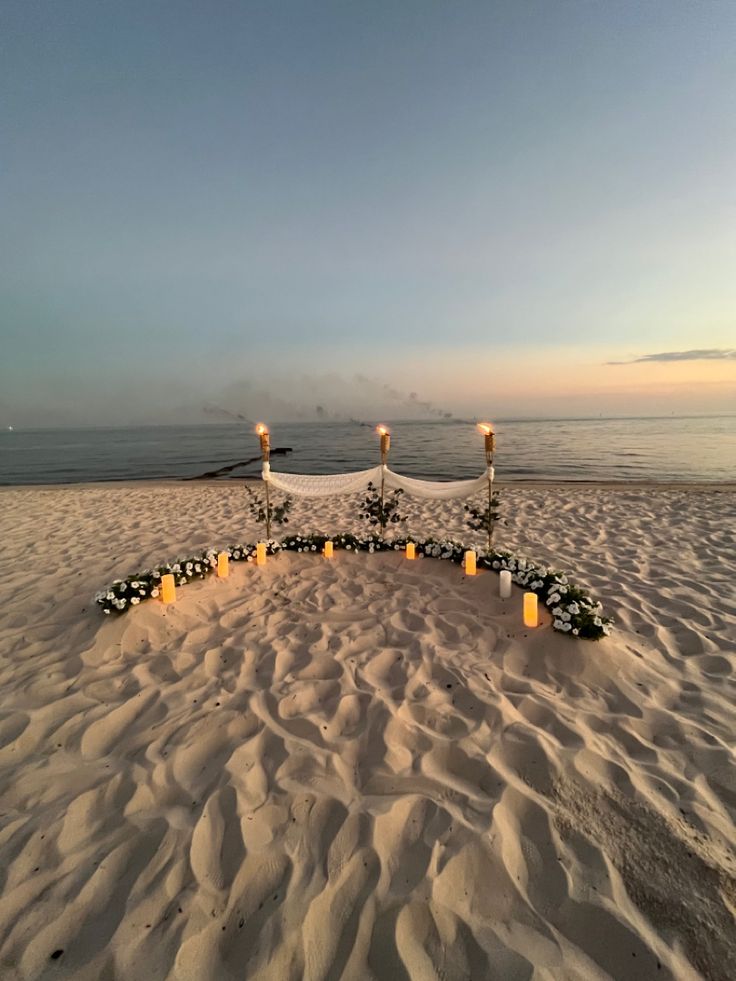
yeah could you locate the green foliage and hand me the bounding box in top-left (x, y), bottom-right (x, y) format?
top-left (358, 481), bottom-right (406, 530)
top-left (244, 484), bottom-right (293, 527)
top-left (464, 492), bottom-right (502, 536)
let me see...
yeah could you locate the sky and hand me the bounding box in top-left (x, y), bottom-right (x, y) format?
top-left (1, 0), bottom-right (735, 426)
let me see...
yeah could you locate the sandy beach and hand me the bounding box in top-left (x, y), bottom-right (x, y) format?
top-left (0, 480), bottom-right (735, 980)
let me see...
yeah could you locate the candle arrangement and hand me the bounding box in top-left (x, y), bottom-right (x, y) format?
top-left (96, 535), bottom-right (612, 640)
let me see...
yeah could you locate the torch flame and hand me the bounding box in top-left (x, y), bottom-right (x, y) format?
top-left (376, 424), bottom-right (389, 436)
top-left (255, 422), bottom-right (268, 436)
top-left (477, 422), bottom-right (493, 435)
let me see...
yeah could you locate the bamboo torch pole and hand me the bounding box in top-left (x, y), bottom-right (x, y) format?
top-left (377, 425), bottom-right (390, 536)
top-left (478, 423), bottom-right (496, 551)
top-left (256, 423), bottom-right (271, 539)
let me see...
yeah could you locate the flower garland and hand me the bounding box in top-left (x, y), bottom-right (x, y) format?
top-left (94, 534), bottom-right (612, 640)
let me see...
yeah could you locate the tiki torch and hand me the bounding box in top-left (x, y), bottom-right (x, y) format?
top-left (255, 422), bottom-right (272, 539)
top-left (477, 422), bottom-right (496, 550)
top-left (376, 425), bottom-right (390, 535)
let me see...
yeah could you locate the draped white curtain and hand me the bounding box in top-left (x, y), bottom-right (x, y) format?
top-left (262, 462), bottom-right (493, 501)
top-left (263, 463), bottom-right (383, 498)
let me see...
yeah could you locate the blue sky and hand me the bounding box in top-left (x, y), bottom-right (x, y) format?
top-left (2, 1), bottom-right (735, 425)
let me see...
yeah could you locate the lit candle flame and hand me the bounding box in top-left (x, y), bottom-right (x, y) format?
top-left (376, 424), bottom-right (389, 436)
top-left (477, 422), bottom-right (493, 435)
top-left (255, 422), bottom-right (269, 436)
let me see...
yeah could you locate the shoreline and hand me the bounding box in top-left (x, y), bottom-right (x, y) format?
top-left (2, 477), bottom-right (735, 492)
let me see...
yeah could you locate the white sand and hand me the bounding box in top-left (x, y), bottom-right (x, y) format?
top-left (0, 481), bottom-right (735, 980)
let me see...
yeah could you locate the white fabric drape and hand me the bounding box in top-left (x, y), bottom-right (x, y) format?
top-left (383, 468), bottom-right (492, 500)
top-left (263, 463), bottom-right (491, 501)
top-left (263, 464), bottom-right (384, 498)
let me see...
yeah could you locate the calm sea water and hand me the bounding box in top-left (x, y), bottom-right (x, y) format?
top-left (0, 418), bottom-right (734, 485)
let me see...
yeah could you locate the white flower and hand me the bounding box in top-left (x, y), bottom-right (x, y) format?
top-left (138, 589), bottom-right (146, 596)
top-left (593, 616), bottom-right (602, 627)
top-left (173, 563), bottom-right (181, 573)
top-left (547, 593), bottom-right (561, 606)
top-left (552, 606), bottom-right (563, 616)
top-left (602, 625), bottom-right (611, 636)
top-left (554, 618), bottom-right (564, 629)
top-left (568, 602), bottom-right (580, 615)
top-left (561, 611), bottom-right (571, 622)
top-left (572, 627), bottom-right (579, 635)
top-left (106, 591), bottom-right (115, 601)
top-left (194, 564), bottom-right (201, 573)
top-left (233, 551), bottom-right (241, 559)
top-left (493, 561), bottom-right (500, 569)
top-left (131, 597), bottom-right (140, 605)
top-left (311, 545), bottom-right (317, 551)
top-left (562, 622), bottom-right (572, 632)
top-left (119, 583), bottom-right (128, 592)
top-left (151, 588), bottom-right (159, 598)
top-left (103, 608), bottom-right (111, 615)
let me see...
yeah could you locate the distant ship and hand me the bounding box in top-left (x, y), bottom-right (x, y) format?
top-left (6, 425), bottom-right (12, 431)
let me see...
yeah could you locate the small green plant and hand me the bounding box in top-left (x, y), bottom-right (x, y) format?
top-left (464, 492), bottom-right (502, 541)
top-left (245, 484), bottom-right (293, 529)
top-left (359, 481), bottom-right (406, 532)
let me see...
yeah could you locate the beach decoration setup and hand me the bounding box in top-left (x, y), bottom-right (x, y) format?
top-left (260, 427), bottom-right (493, 502)
top-left (93, 422), bottom-right (612, 638)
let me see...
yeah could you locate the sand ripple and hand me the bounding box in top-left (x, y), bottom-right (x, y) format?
top-left (0, 483), bottom-right (735, 979)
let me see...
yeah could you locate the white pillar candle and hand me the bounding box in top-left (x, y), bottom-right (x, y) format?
top-left (499, 570), bottom-right (512, 598)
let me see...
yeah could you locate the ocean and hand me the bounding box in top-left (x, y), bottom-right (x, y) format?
top-left (0, 417), bottom-right (734, 486)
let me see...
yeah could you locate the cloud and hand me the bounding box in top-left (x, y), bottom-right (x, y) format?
top-left (607, 349), bottom-right (736, 365)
